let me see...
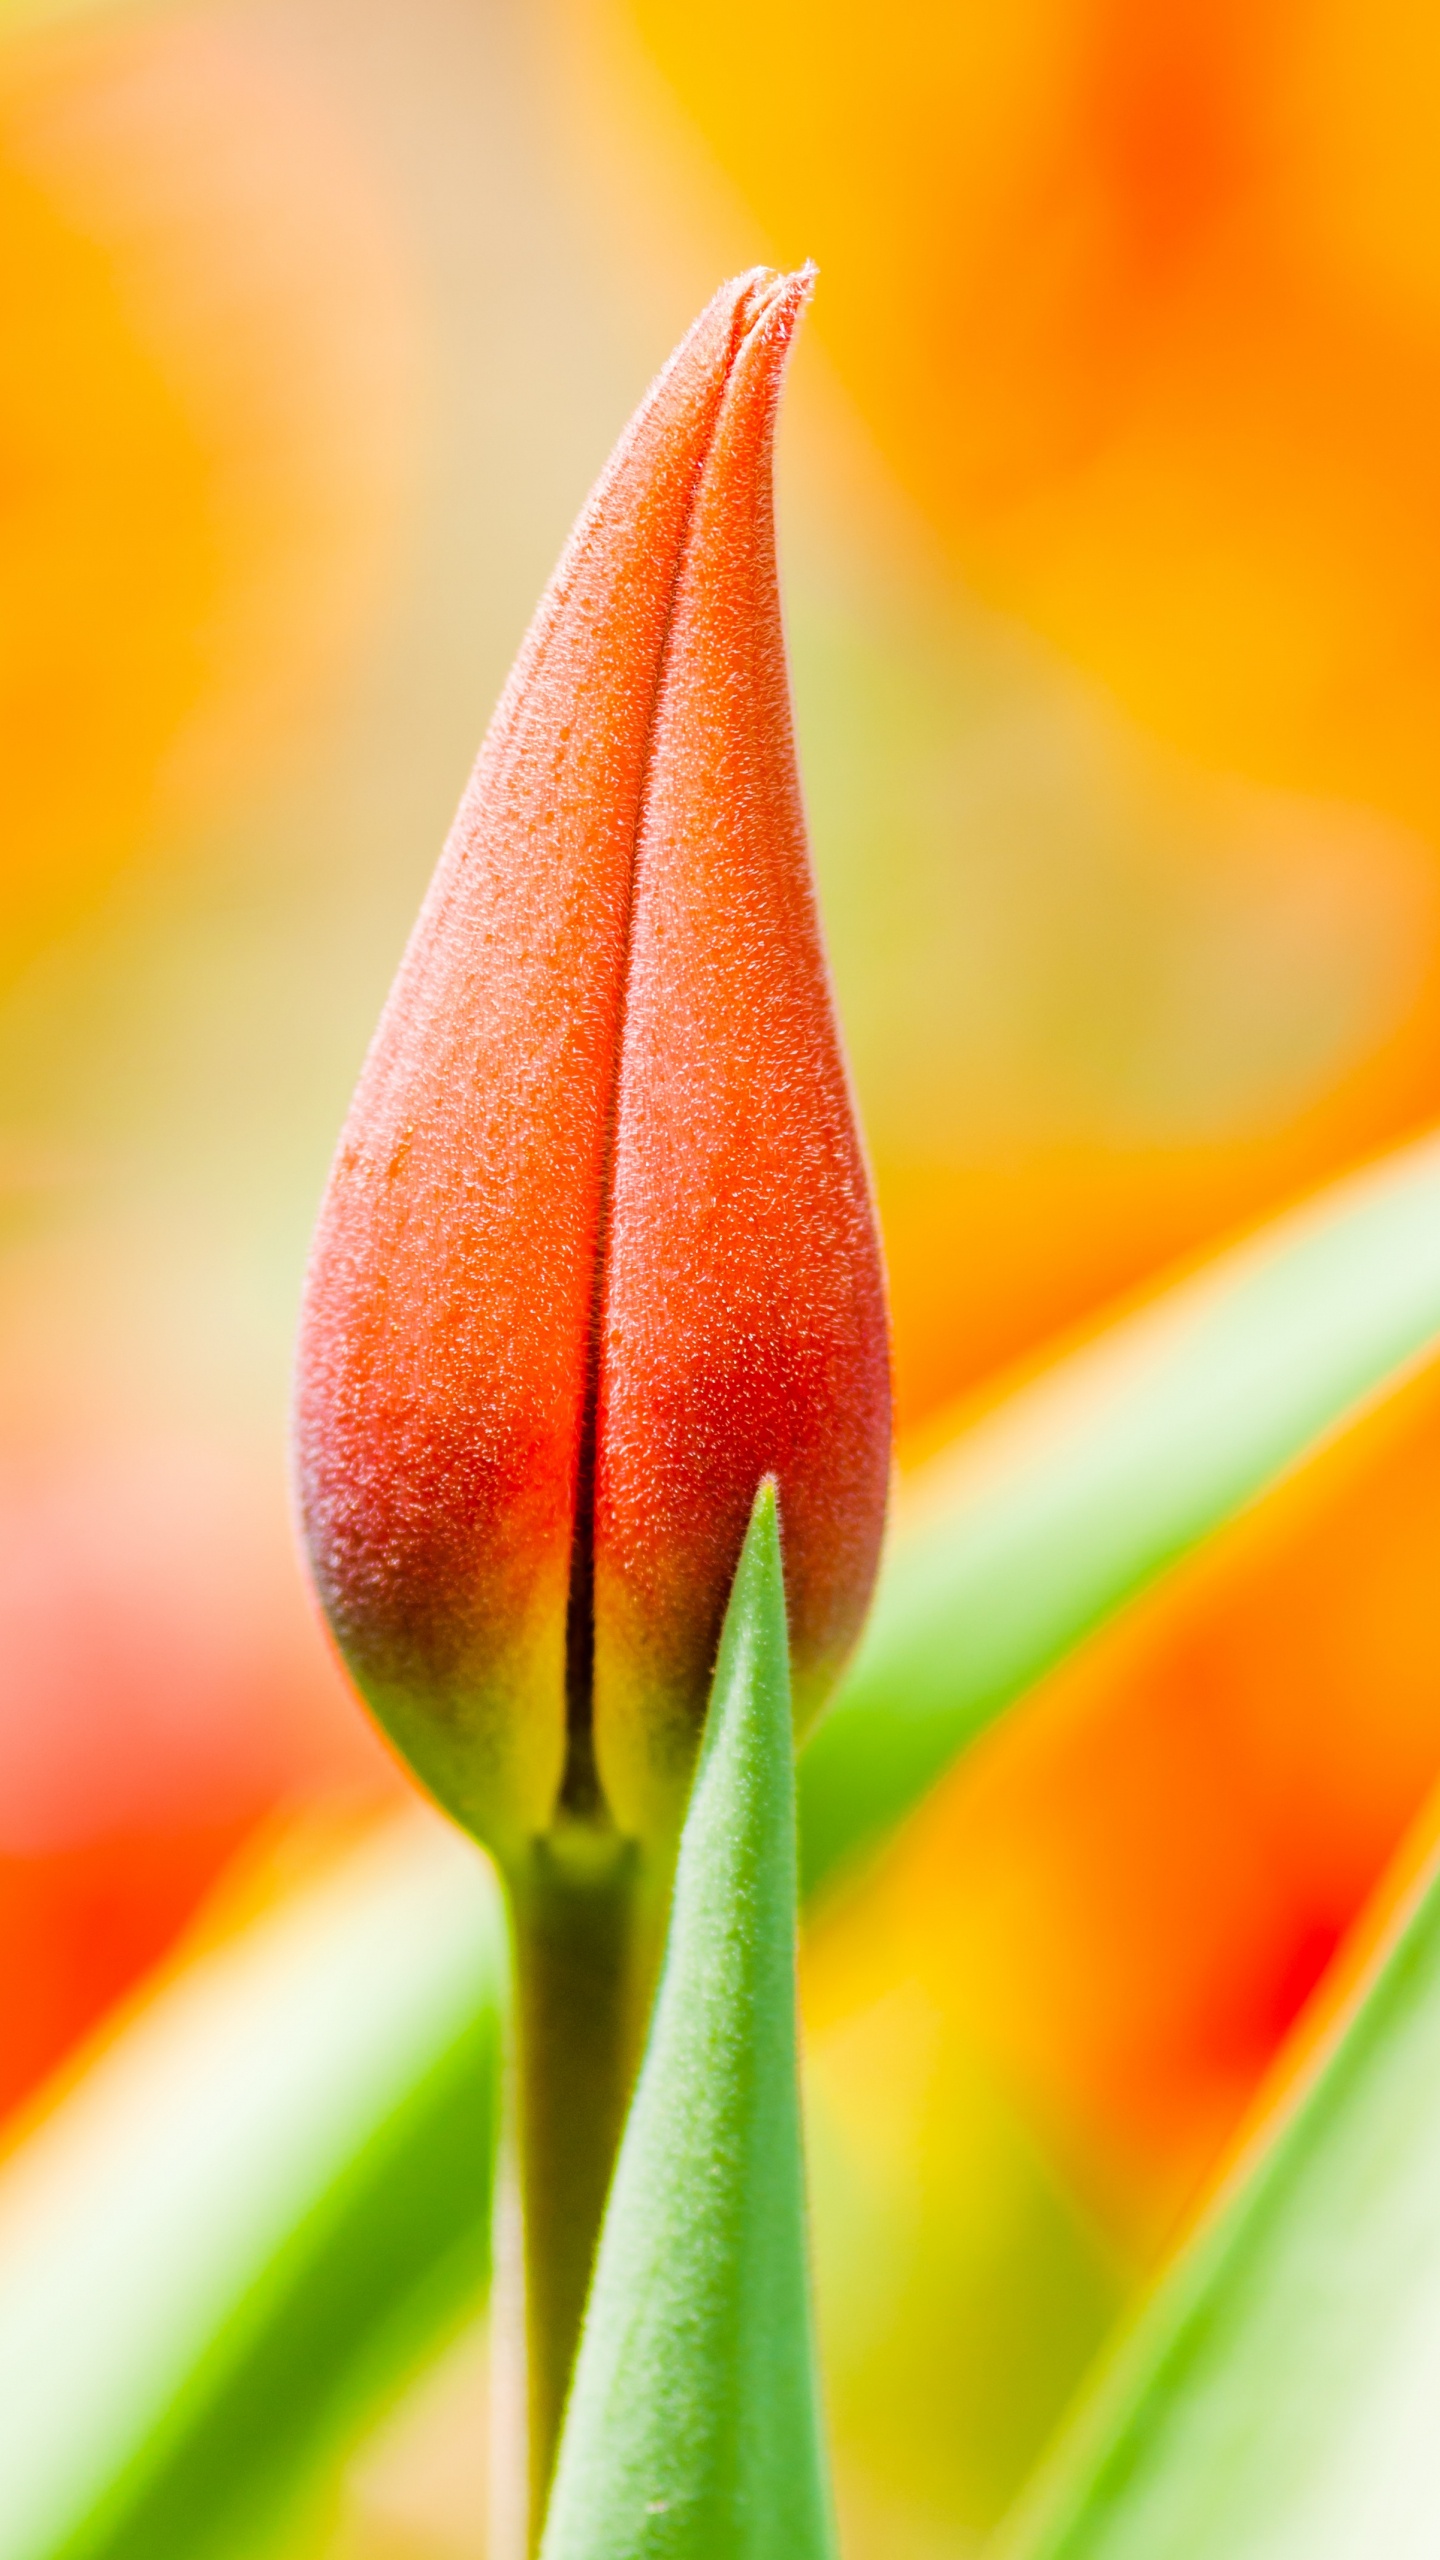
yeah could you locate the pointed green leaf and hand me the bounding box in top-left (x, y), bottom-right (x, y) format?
top-left (0, 1814), bottom-right (504, 2560)
top-left (1003, 1823), bottom-right (1440, 2560)
top-left (540, 1480), bottom-right (836, 2560)
top-left (801, 1131), bottom-right (1440, 1896)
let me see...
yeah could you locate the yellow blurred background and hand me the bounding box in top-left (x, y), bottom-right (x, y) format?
top-left (7, 1), bottom-right (1440, 2552)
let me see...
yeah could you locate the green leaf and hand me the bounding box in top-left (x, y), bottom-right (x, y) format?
top-left (801, 1131), bottom-right (1440, 1897)
top-left (539, 1480), bottom-right (836, 2560)
top-left (1000, 1821), bottom-right (1440, 2559)
top-left (0, 1814), bottom-right (505, 2560)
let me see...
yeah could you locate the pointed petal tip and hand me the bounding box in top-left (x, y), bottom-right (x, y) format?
top-left (706, 262), bottom-right (816, 355)
top-left (732, 261), bottom-right (817, 348)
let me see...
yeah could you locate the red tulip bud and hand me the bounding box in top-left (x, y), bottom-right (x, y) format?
top-left (295, 268), bottom-right (890, 1859)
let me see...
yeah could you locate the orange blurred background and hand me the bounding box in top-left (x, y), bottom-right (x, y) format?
top-left (7, 2), bottom-right (1440, 2550)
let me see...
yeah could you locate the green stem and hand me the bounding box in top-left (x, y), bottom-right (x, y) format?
top-left (507, 1827), bottom-right (664, 2539)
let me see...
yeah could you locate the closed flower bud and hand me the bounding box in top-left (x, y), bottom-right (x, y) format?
top-left (295, 267), bottom-right (890, 1861)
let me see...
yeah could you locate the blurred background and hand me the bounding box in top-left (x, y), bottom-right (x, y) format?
top-left (7, 0), bottom-right (1440, 2551)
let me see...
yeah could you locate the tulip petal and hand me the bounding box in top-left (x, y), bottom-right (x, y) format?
top-left (593, 271), bottom-right (891, 1837)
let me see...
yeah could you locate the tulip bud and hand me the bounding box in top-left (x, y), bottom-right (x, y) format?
top-left (294, 267), bottom-right (890, 1861)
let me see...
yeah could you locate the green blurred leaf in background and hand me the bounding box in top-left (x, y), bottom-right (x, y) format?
top-left (804, 1128), bottom-right (1440, 1898)
top-left (1003, 1810), bottom-right (1440, 2560)
top-left (0, 1816), bottom-right (504, 2560)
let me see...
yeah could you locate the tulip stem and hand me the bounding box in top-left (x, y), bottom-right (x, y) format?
top-left (508, 1829), bottom-right (661, 2541)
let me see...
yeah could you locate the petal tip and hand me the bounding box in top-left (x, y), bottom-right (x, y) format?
top-left (734, 261), bottom-right (817, 341)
